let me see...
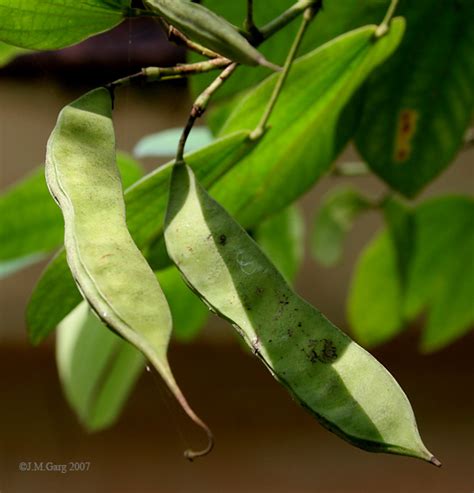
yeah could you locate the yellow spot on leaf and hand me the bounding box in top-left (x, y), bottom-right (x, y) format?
top-left (394, 109), bottom-right (419, 162)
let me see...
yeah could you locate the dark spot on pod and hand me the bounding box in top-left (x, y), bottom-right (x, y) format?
top-left (321, 339), bottom-right (338, 363)
top-left (218, 234), bottom-right (227, 246)
top-left (256, 287), bottom-right (264, 295)
top-left (306, 338), bottom-right (338, 364)
top-left (287, 328), bottom-right (293, 337)
top-left (297, 322), bottom-right (302, 327)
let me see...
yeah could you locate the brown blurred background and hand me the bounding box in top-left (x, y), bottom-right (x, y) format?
top-left (1, 18), bottom-right (473, 493)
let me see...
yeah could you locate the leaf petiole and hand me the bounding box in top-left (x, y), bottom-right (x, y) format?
top-left (375, 0), bottom-right (399, 38)
top-left (250, 3), bottom-right (321, 139)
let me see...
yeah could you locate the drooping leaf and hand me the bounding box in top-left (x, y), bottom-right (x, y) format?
top-left (27, 131), bottom-right (253, 344)
top-left (255, 205), bottom-right (305, 283)
top-left (348, 195), bottom-right (474, 351)
top-left (216, 21), bottom-right (405, 227)
top-left (157, 267), bottom-right (209, 342)
top-left (56, 302), bottom-right (144, 431)
top-left (311, 186), bottom-right (370, 267)
top-left (0, 41), bottom-right (27, 67)
top-left (134, 126), bottom-right (213, 158)
top-left (0, 152), bottom-right (143, 278)
top-left (355, 0), bottom-right (474, 196)
top-left (0, 0), bottom-right (131, 50)
top-left (404, 196), bottom-right (474, 352)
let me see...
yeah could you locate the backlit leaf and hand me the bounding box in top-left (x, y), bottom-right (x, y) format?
top-left (0, 0), bottom-right (131, 50)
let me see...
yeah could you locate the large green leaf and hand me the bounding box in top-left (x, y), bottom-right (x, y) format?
top-left (0, 0), bottom-right (131, 50)
top-left (27, 131), bottom-right (253, 344)
top-left (355, 0), bottom-right (474, 196)
top-left (0, 152), bottom-right (143, 279)
top-left (193, 0), bottom-right (390, 102)
top-left (216, 21), bottom-right (405, 226)
top-left (348, 195), bottom-right (474, 351)
top-left (255, 205), bottom-right (304, 283)
top-left (404, 196), bottom-right (474, 351)
top-left (311, 186), bottom-right (370, 267)
top-left (56, 302), bottom-right (144, 431)
top-left (0, 41), bottom-right (27, 66)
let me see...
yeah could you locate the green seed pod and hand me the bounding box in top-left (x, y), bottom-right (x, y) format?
top-left (144, 0), bottom-right (279, 69)
top-left (46, 89), bottom-right (212, 460)
top-left (165, 163), bottom-right (440, 465)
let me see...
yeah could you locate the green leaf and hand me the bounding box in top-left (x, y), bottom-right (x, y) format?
top-left (216, 20), bottom-right (405, 227)
top-left (355, 0), bottom-right (474, 196)
top-left (348, 195), bottom-right (474, 351)
top-left (255, 205), bottom-right (304, 283)
top-left (27, 131), bottom-right (253, 344)
top-left (404, 196), bottom-right (474, 352)
top-left (0, 0), bottom-right (131, 50)
top-left (382, 196), bottom-right (415, 286)
top-left (134, 126), bottom-right (213, 158)
top-left (56, 302), bottom-right (144, 431)
top-left (0, 152), bottom-right (143, 278)
top-left (0, 41), bottom-right (27, 67)
top-left (157, 267), bottom-right (209, 342)
top-left (347, 231), bottom-right (404, 347)
top-left (311, 186), bottom-right (370, 267)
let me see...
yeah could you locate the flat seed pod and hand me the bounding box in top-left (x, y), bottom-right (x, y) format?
top-left (144, 0), bottom-right (279, 69)
top-left (164, 163), bottom-right (439, 465)
top-left (46, 88), bottom-right (212, 459)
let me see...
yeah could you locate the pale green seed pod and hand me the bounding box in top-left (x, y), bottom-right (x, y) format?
top-left (46, 89), bottom-right (212, 459)
top-left (165, 163), bottom-right (440, 465)
top-left (144, 0), bottom-right (279, 69)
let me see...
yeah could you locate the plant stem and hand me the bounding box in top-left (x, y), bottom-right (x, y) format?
top-left (108, 57), bottom-right (231, 89)
top-left (375, 0), bottom-right (399, 38)
top-left (175, 63), bottom-right (238, 164)
top-left (244, 0), bottom-right (264, 43)
top-left (250, 5), bottom-right (319, 139)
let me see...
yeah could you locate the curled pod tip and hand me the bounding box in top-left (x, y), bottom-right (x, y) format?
top-left (46, 88), bottom-right (212, 460)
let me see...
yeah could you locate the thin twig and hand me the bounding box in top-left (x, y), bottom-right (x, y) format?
top-left (107, 57), bottom-right (231, 89)
top-left (250, 4), bottom-right (320, 139)
top-left (175, 64), bottom-right (238, 164)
